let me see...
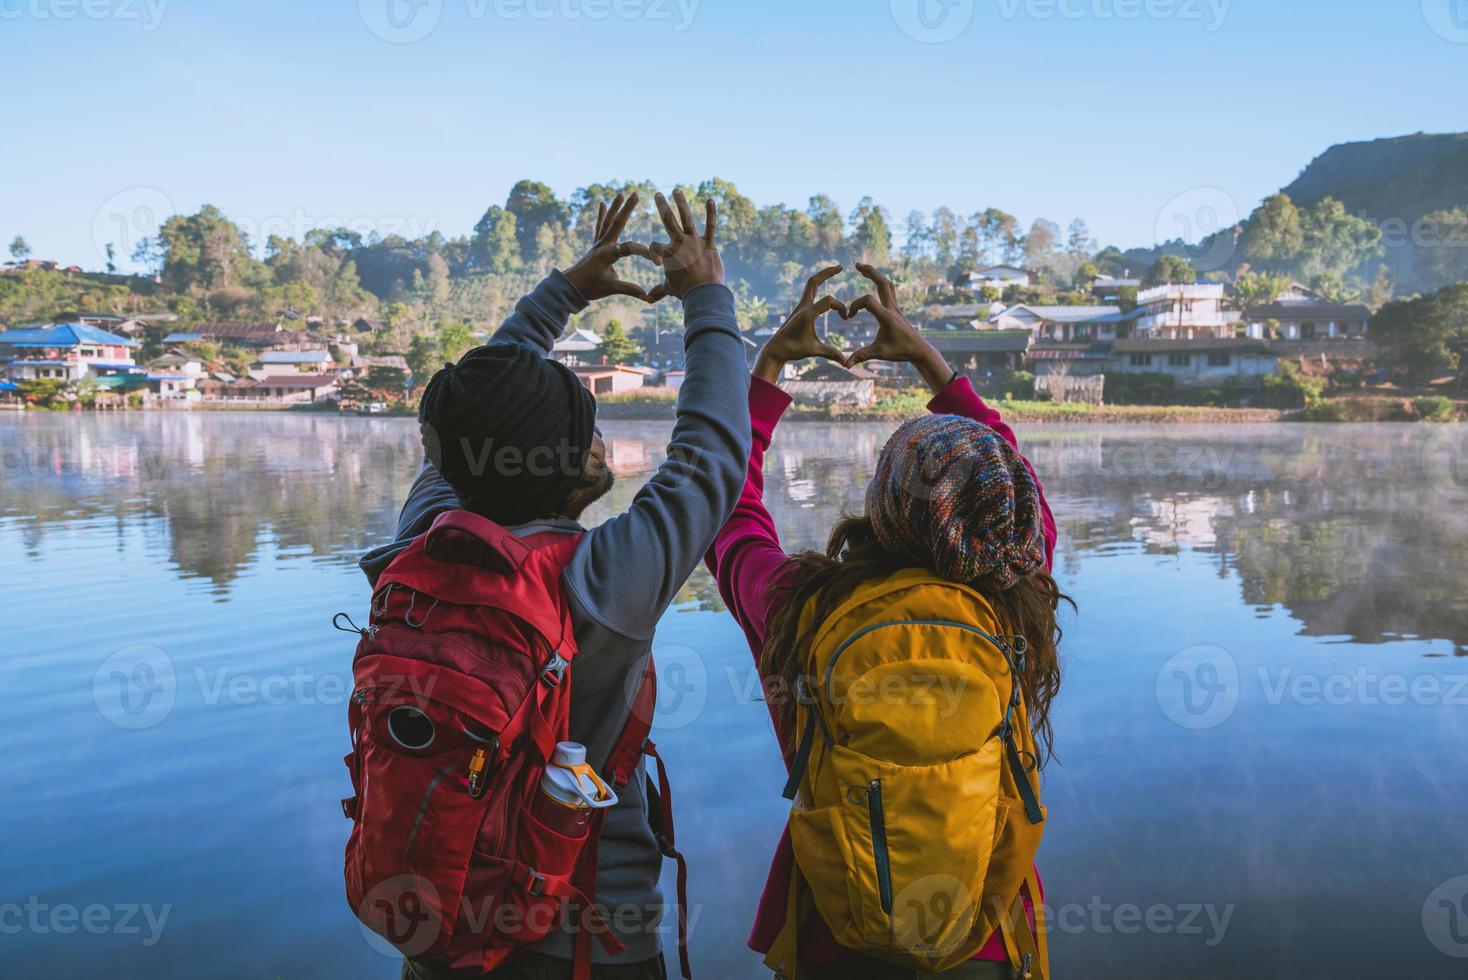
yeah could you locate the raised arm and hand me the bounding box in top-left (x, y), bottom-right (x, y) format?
top-left (846, 263), bottom-right (1057, 569)
top-left (564, 191), bottom-right (753, 639)
top-left (706, 268), bottom-right (849, 647)
top-left (491, 192), bottom-right (653, 355)
top-left (366, 195), bottom-right (658, 579)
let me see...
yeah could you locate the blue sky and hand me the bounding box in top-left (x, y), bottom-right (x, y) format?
top-left (4, 0), bottom-right (1466, 271)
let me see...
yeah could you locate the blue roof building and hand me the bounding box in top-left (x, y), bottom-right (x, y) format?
top-left (0, 322), bottom-right (140, 383)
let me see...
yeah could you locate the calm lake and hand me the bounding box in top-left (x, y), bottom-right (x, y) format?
top-left (3, 412), bottom-right (1467, 979)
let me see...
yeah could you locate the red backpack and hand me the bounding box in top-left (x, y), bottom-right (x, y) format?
top-left (338, 510), bottom-right (690, 979)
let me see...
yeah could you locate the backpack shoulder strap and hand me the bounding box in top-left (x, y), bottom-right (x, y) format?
top-left (596, 658), bottom-right (693, 979)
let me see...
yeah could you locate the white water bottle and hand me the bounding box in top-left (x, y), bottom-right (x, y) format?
top-left (531, 741), bottom-right (618, 838)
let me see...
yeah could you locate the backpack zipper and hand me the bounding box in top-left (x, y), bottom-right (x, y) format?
top-left (867, 778), bottom-right (893, 916)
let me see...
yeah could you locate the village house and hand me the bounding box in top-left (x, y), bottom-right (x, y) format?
top-left (1133, 283), bottom-right (1243, 339)
top-left (226, 375), bottom-right (341, 404)
top-left (784, 361), bottom-right (879, 409)
top-left (989, 304), bottom-right (1135, 342)
top-left (189, 322), bottom-right (304, 350)
top-left (964, 265), bottom-right (1032, 292)
top-left (551, 327), bottom-right (604, 367)
top-left (1245, 302), bottom-right (1370, 341)
top-left (256, 350), bottom-right (333, 374)
top-left (148, 350), bottom-right (206, 380)
top-left (924, 329), bottom-right (1033, 375)
top-left (1028, 337), bottom-right (1279, 387)
top-left (0, 323), bottom-right (140, 383)
top-left (570, 364), bottom-right (645, 396)
top-left (1091, 276), bottom-right (1140, 303)
top-left (1110, 338), bottom-right (1279, 383)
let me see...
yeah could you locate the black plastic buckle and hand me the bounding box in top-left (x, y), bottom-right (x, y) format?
top-left (525, 870), bottom-right (546, 896)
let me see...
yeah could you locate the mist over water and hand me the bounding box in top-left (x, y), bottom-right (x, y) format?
top-left (3, 412), bottom-right (1466, 978)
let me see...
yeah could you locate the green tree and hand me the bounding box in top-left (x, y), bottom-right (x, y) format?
top-left (1299, 197), bottom-right (1383, 282)
top-left (1023, 218), bottom-right (1061, 275)
top-left (1244, 193), bottom-right (1305, 270)
top-left (470, 206), bottom-right (522, 274)
top-left (437, 319), bottom-right (477, 364)
top-left (929, 207), bottom-right (960, 270)
top-left (505, 180), bottom-right (569, 263)
top-left (848, 197), bottom-right (892, 264)
top-left (1145, 254), bottom-right (1197, 286)
top-left (407, 333), bottom-right (441, 384)
top-left (901, 211), bottom-right (930, 261)
top-left (8, 236), bottom-right (30, 261)
top-left (156, 205), bottom-right (260, 291)
top-left (1371, 282), bottom-right (1468, 387)
top-left (598, 319), bottom-right (643, 365)
top-left (1416, 206), bottom-right (1468, 292)
top-left (1233, 268), bottom-right (1290, 309)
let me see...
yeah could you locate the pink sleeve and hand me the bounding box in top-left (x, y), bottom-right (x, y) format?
top-left (705, 376), bottom-right (799, 651)
top-left (927, 376), bottom-right (1057, 572)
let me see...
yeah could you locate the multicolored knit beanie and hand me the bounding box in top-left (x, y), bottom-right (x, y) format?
top-left (868, 414), bottom-right (1046, 590)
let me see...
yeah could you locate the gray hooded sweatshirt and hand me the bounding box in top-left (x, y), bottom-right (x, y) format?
top-left (360, 270), bottom-right (750, 966)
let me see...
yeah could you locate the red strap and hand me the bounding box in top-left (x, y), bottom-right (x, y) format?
top-left (606, 658), bottom-right (658, 788)
top-left (646, 741), bottom-right (691, 979)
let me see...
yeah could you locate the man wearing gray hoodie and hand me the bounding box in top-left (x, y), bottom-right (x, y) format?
top-left (360, 190), bottom-right (749, 980)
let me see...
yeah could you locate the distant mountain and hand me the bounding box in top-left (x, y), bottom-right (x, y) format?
top-left (1281, 131), bottom-right (1468, 219)
top-left (1111, 132), bottom-right (1468, 293)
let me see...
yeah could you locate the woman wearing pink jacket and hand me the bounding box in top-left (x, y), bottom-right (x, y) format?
top-left (706, 265), bottom-right (1066, 979)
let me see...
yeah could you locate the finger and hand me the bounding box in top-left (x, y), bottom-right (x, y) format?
top-left (844, 345), bottom-right (876, 368)
top-left (605, 194), bottom-right (627, 240)
top-left (595, 201), bottom-right (608, 242)
top-left (810, 295), bottom-right (846, 319)
top-left (618, 241), bottom-right (657, 262)
top-left (673, 188), bottom-right (696, 236)
top-left (703, 197), bottom-right (718, 248)
top-left (818, 343), bottom-right (846, 363)
top-left (609, 192), bottom-right (639, 242)
top-left (855, 262), bottom-right (897, 307)
top-left (606, 279), bottom-right (650, 302)
top-left (645, 282), bottom-right (670, 304)
top-left (801, 265), bottom-right (844, 306)
top-left (846, 294), bottom-right (878, 319)
top-left (654, 193), bottom-right (683, 240)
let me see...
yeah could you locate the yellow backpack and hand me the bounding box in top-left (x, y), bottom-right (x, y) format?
top-left (766, 569), bottom-right (1049, 979)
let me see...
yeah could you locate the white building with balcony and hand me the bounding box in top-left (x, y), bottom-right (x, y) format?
top-left (1134, 283), bottom-right (1243, 339)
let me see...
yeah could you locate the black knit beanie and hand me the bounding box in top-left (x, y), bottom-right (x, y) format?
top-left (418, 342), bottom-right (597, 525)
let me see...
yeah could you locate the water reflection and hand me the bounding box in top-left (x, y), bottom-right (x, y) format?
top-left (4, 413), bottom-right (1468, 979)
top-left (3, 415), bottom-right (1463, 647)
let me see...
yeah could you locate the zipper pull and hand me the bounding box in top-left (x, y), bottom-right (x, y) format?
top-left (467, 748), bottom-right (490, 800)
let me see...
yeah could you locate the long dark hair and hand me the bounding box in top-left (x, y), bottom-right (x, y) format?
top-left (762, 515), bottom-right (1070, 764)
